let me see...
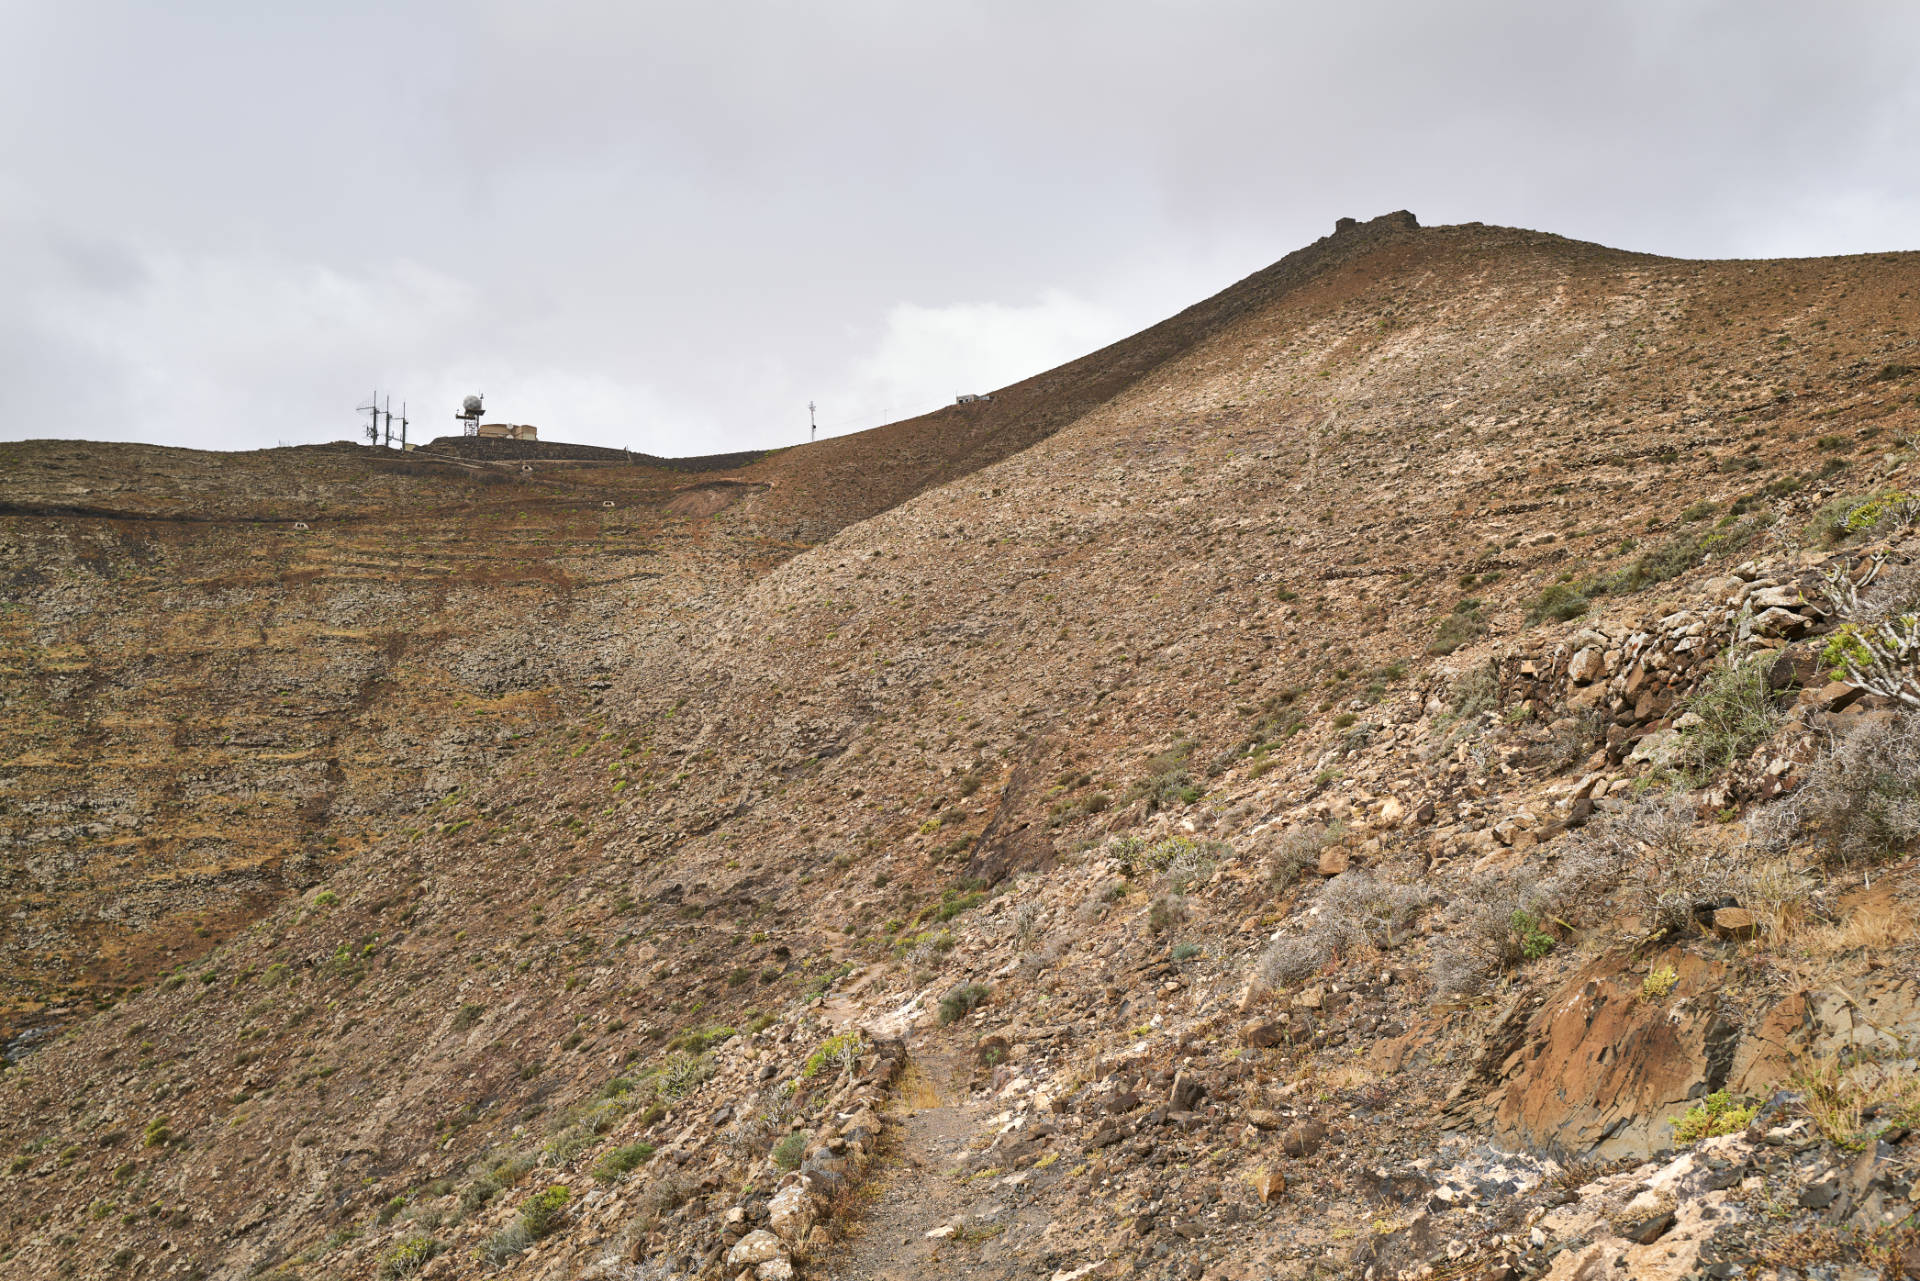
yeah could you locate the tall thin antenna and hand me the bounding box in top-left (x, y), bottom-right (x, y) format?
top-left (358, 391), bottom-right (381, 444)
top-left (808, 400), bottom-right (817, 443)
top-left (381, 394), bottom-right (393, 448)
top-left (398, 402), bottom-right (408, 449)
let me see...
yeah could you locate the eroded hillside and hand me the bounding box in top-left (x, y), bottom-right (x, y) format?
top-left (2, 214), bottom-right (1919, 1281)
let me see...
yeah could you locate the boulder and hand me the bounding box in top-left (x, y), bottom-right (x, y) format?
top-left (1281, 1118), bottom-right (1327, 1157)
top-left (1568, 647), bottom-right (1606, 685)
top-left (1751, 606), bottom-right (1809, 639)
top-left (767, 1184), bottom-right (814, 1246)
top-left (726, 1229), bottom-right (785, 1268)
top-left (1710, 906), bottom-right (1757, 940)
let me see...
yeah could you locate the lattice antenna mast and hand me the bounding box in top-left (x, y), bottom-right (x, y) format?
top-left (456, 393), bottom-right (485, 436)
top-left (357, 391), bottom-right (381, 444)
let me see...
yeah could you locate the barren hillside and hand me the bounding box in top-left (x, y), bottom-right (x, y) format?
top-left (3, 213), bottom-right (1919, 1281)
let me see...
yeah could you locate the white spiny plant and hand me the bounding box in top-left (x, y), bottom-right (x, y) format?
top-left (1820, 554), bottom-right (1920, 709)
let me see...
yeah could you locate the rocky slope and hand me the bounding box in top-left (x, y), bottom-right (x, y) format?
top-left (2, 213), bottom-right (1919, 1281)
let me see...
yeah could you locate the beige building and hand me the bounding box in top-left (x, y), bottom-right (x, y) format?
top-left (476, 423), bottom-right (538, 441)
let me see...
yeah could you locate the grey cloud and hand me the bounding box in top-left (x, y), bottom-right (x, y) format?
top-left (2, 1), bottom-right (1917, 454)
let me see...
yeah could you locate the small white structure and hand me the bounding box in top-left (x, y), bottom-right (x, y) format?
top-left (955, 393), bottom-right (994, 405)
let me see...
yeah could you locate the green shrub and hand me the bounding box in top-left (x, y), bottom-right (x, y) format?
top-left (1674, 657), bottom-right (1781, 782)
top-left (1581, 515), bottom-right (1770, 597)
top-left (1171, 943), bottom-right (1201, 961)
top-left (1508, 911), bottom-right (1556, 960)
top-left (1670, 1090), bottom-right (1755, 1144)
top-left (1820, 625), bottom-right (1875, 680)
top-left (938, 983), bottom-right (991, 1025)
top-left (1803, 490), bottom-right (1910, 548)
top-left (590, 1142), bottom-right (655, 1182)
top-left (519, 1184), bottom-right (570, 1239)
top-left (666, 1025), bottom-right (735, 1055)
top-left (1125, 742), bottom-right (1200, 811)
top-left (771, 1132), bottom-right (807, 1170)
top-left (1526, 583), bottom-right (1589, 625)
top-left (803, 1032), bottom-right (864, 1079)
top-left (931, 890), bottom-right (986, 922)
top-left (377, 1236), bottom-right (441, 1280)
top-left (1430, 600), bottom-right (1487, 655)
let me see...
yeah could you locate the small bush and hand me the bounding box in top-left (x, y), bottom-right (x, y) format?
top-left (1642, 964), bottom-right (1679, 1000)
top-left (1585, 516), bottom-right (1769, 595)
top-left (771, 1132), bottom-right (807, 1170)
top-left (1526, 583), bottom-right (1590, 625)
top-left (378, 1236), bottom-right (441, 1280)
top-left (482, 1221), bottom-right (534, 1265)
top-left (1265, 823), bottom-right (1330, 894)
top-left (518, 1184), bottom-right (570, 1239)
top-left (591, 1142), bottom-right (655, 1182)
top-left (1449, 661), bottom-right (1501, 718)
top-left (1255, 871), bottom-right (1428, 991)
top-left (803, 1032), bottom-right (864, 1080)
top-left (1674, 656), bottom-right (1781, 782)
top-left (1804, 490), bottom-right (1912, 547)
top-left (451, 1003), bottom-right (485, 1032)
top-left (1510, 911), bottom-right (1556, 960)
top-left (1171, 942), bottom-right (1200, 961)
top-left (1430, 601), bottom-right (1487, 655)
top-left (938, 982), bottom-right (991, 1025)
top-left (1126, 742), bottom-right (1200, 811)
top-left (1147, 893), bottom-right (1188, 934)
top-left (1670, 1090), bottom-right (1755, 1144)
top-left (1751, 712), bottom-right (1920, 865)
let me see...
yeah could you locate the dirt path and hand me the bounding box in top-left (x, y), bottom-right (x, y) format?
top-left (821, 1042), bottom-right (1027, 1281)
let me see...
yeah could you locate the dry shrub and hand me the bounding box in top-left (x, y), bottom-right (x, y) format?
top-left (1253, 871), bottom-right (1428, 991)
top-left (1751, 712), bottom-right (1920, 865)
top-left (1428, 794), bottom-right (1743, 996)
top-left (1265, 823), bottom-right (1330, 894)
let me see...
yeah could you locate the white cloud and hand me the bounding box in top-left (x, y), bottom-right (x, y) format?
top-left (821, 291), bottom-right (1124, 437)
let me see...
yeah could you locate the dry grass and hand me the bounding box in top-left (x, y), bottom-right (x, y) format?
top-left (1794, 1053), bottom-right (1920, 1150)
top-left (894, 1059), bottom-right (942, 1113)
top-left (1736, 857), bottom-right (1815, 943)
top-left (1799, 901), bottom-right (1908, 957)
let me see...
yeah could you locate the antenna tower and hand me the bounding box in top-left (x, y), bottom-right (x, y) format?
top-left (456, 393), bottom-right (485, 436)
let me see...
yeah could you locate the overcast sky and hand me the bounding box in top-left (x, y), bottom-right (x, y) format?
top-left (3, 2), bottom-right (1917, 456)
